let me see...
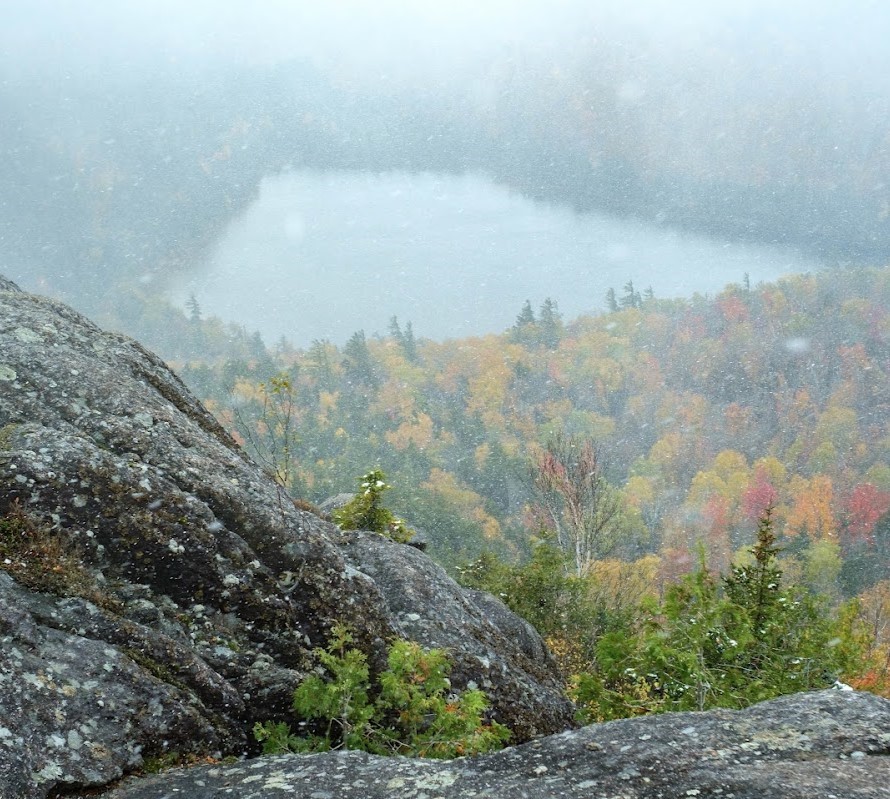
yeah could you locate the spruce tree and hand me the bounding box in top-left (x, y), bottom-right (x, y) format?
top-left (515, 300), bottom-right (535, 327)
top-left (511, 300), bottom-right (538, 346)
top-left (402, 321), bottom-right (419, 362)
top-left (185, 292), bottom-right (202, 322)
top-left (620, 280), bottom-right (642, 309)
top-left (342, 330), bottom-right (378, 388)
top-left (538, 298), bottom-right (562, 349)
top-left (723, 507), bottom-right (783, 649)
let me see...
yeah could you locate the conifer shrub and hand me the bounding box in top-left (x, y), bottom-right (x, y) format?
top-left (254, 624), bottom-right (510, 758)
top-left (332, 469), bottom-right (413, 543)
top-left (572, 509), bottom-right (869, 720)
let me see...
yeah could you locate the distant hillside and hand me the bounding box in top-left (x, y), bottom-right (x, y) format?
top-left (176, 267), bottom-right (889, 600)
top-left (7, 21), bottom-right (890, 315)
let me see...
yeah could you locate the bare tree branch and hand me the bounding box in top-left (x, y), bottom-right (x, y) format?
top-left (531, 434), bottom-right (622, 577)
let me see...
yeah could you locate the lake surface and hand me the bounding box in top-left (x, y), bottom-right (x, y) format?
top-left (176, 170), bottom-right (820, 347)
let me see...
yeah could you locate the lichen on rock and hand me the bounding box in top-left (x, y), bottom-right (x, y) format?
top-left (0, 276), bottom-right (574, 799)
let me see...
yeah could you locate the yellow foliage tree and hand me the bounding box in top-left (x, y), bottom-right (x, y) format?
top-left (786, 474), bottom-right (837, 540)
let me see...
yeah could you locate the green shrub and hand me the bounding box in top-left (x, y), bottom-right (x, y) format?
top-left (332, 469), bottom-right (413, 543)
top-left (254, 624), bottom-right (510, 758)
top-left (572, 510), bottom-right (869, 720)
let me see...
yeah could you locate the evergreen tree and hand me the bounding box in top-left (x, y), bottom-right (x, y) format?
top-left (511, 300), bottom-right (539, 346)
top-left (402, 321), bottom-right (419, 363)
top-left (388, 315), bottom-right (402, 341)
top-left (723, 507), bottom-right (783, 645)
top-left (576, 509), bottom-right (868, 719)
top-left (605, 287), bottom-right (619, 313)
top-left (185, 292), bottom-right (202, 322)
top-left (185, 293), bottom-right (204, 356)
top-left (333, 469), bottom-right (412, 543)
top-left (307, 339), bottom-right (336, 391)
top-left (254, 624), bottom-right (510, 758)
top-left (538, 298), bottom-right (562, 349)
top-left (620, 280), bottom-right (642, 309)
top-left (389, 316), bottom-right (419, 362)
top-left (515, 300), bottom-right (536, 328)
top-left (249, 331), bottom-right (266, 359)
top-left (342, 330), bottom-right (378, 388)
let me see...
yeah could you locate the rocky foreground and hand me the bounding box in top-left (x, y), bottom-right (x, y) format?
top-left (84, 690), bottom-right (890, 799)
top-left (1, 276), bottom-right (889, 798)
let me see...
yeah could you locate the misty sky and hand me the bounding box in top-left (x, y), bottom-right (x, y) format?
top-left (4, 0), bottom-right (890, 80)
top-left (4, 0), bottom-right (890, 347)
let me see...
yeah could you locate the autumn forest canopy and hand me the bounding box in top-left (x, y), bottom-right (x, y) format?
top-left (137, 264), bottom-right (890, 715)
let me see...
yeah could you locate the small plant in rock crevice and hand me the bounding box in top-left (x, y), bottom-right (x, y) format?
top-left (253, 624), bottom-right (510, 758)
top-left (0, 501), bottom-right (98, 599)
top-left (332, 469), bottom-right (413, 544)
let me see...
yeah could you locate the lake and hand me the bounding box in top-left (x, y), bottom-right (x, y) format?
top-left (175, 170), bottom-right (819, 347)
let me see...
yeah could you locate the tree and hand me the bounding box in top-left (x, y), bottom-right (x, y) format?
top-left (576, 509), bottom-right (868, 720)
top-left (307, 339), bottom-right (337, 391)
top-left (332, 469), bottom-right (413, 543)
top-left (389, 316), bottom-right (419, 363)
top-left (402, 321), bottom-right (419, 362)
top-left (620, 280), bottom-right (642, 309)
top-left (514, 300), bottom-right (536, 328)
top-left (605, 287), bottom-right (619, 313)
top-left (531, 434), bottom-right (622, 577)
top-left (511, 300), bottom-right (538, 346)
top-left (538, 297), bottom-right (563, 349)
top-left (185, 293), bottom-right (205, 356)
top-left (233, 372), bottom-right (301, 492)
top-left (742, 467), bottom-right (779, 523)
top-left (786, 474), bottom-right (836, 540)
top-left (844, 484), bottom-right (890, 544)
top-left (342, 330), bottom-right (378, 388)
top-left (723, 507), bottom-right (784, 655)
top-left (185, 292), bottom-right (202, 322)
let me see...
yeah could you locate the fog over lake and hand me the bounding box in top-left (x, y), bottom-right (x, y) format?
top-left (176, 171), bottom-right (818, 347)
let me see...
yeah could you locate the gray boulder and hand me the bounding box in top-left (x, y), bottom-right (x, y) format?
top-left (0, 278), bottom-right (574, 799)
top-left (74, 689), bottom-right (890, 798)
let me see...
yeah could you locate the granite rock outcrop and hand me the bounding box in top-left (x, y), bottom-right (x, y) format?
top-left (0, 277), bottom-right (573, 798)
top-left (81, 689), bottom-right (890, 799)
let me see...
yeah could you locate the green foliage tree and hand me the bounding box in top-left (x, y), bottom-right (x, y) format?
top-left (510, 300), bottom-right (538, 346)
top-left (620, 280), bottom-right (642, 309)
top-left (574, 510), bottom-right (868, 720)
top-left (515, 300), bottom-right (536, 328)
top-left (342, 329), bottom-right (378, 388)
top-left (458, 541), bottom-right (631, 676)
top-left (307, 338), bottom-right (337, 391)
top-left (538, 297), bottom-right (562, 349)
top-left (185, 292), bottom-right (202, 323)
top-left (333, 469), bottom-right (413, 543)
top-left (389, 316), bottom-right (419, 363)
top-left (254, 624), bottom-right (510, 758)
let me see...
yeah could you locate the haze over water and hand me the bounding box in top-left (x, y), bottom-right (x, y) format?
top-left (177, 170), bottom-right (818, 347)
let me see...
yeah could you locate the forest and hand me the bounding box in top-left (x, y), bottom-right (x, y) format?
top-left (139, 265), bottom-right (890, 716)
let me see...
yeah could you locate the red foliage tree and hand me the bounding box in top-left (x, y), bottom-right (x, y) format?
top-left (844, 484), bottom-right (890, 545)
top-left (742, 469), bottom-right (779, 523)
